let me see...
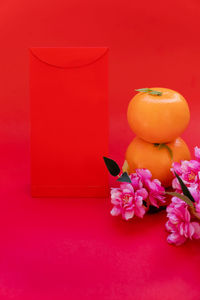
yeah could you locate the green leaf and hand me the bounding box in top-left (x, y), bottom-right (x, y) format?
top-left (148, 90), bottom-right (162, 96)
top-left (103, 157), bottom-right (121, 176)
top-left (174, 172), bottom-right (195, 203)
top-left (166, 192), bottom-right (194, 209)
top-left (135, 88), bottom-right (162, 96)
top-left (135, 88), bottom-right (150, 92)
top-left (117, 172), bottom-right (132, 183)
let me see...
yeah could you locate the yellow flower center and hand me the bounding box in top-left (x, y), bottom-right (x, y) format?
top-left (189, 172), bottom-right (196, 181)
top-left (123, 195), bottom-right (130, 204)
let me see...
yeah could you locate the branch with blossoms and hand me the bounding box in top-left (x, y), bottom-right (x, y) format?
top-left (165, 147), bottom-right (200, 246)
top-left (103, 157), bottom-right (166, 221)
top-left (103, 146), bottom-right (200, 246)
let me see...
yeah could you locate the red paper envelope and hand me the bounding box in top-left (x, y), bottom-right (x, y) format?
top-left (30, 47), bottom-right (109, 197)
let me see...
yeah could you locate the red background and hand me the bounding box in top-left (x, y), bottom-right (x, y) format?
top-left (1, 0), bottom-right (200, 299)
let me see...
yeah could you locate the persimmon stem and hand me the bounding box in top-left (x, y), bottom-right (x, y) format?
top-left (135, 88), bottom-right (162, 96)
top-left (154, 143), bottom-right (173, 160)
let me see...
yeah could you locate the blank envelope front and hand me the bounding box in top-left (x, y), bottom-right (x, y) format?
top-left (30, 47), bottom-right (109, 197)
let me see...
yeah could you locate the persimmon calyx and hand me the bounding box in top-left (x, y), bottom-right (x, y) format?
top-left (135, 88), bottom-right (162, 96)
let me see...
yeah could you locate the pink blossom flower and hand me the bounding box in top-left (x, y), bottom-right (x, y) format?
top-left (188, 186), bottom-right (200, 217)
top-left (168, 147), bottom-right (200, 245)
top-left (110, 183), bottom-right (147, 220)
top-left (171, 147), bottom-right (200, 191)
top-left (135, 169), bottom-right (165, 208)
top-left (166, 197), bottom-right (200, 245)
top-left (144, 179), bottom-right (165, 207)
top-left (171, 162), bottom-right (182, 175)
top-left (110, 168), bottom-right (166, 220)
top-left (129, 173), bottom-right (143, 190)
top-left (171, 160), bottom-right (200, 190)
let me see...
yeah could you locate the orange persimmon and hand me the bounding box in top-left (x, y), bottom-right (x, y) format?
top-left (127, 88), bottom-right (190, 143)
top-left (125, 136), bottom-right (191, 187)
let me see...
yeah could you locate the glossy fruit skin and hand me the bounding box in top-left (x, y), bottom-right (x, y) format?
top-left (127, 88), bottom-right (190, 143)
top-left (125, 136), bottom-right (191, 187)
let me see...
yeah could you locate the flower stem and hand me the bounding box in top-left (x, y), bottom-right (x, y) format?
top-left (190, 207), bottom-right (200, 220)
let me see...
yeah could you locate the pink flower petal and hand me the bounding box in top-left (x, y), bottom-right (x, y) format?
top-left (181, 160), bottom-right (200, 173)
top-left (136, 168), bottom-right (152, 181)
top-left (129, 173), bottom-right (143, 189)
top-left (187, 223), bottom-right (195, 239)
top-left (188, 186), bottom-right (200, 203)
top-left (171, 162), bottom-right (182, 175)
top-left (171, 196), bottom-right (183, 206)
top-left (134, 205), bottom-right (146, 218)
top-left (172, 178), bottom-right (181, 190)
top-left (194, 146), bottom-right (200, 161)
top-left (120, 183), bottom-right (134, 194)
top-left (184, 207), bottom-right (191, 223)
top-left (123, 210), bottom-right (134, 220)
top-left (168, 213), bottom-right (180, 225)
top-left (133, 195), bottom-right (146, 218)
top-left (110, 206), bottom-right (121, 216)
top-left (191, 222), bottom-right (200, 239)
top-left (135, 188), bottom-right (148, 200)
top-left (110, 189), bottom-right (123, 205)
top-left (149, 195), bottom-right (159, 208)
top-left (165, 220), bottom-right (177, 232)
top-left (195, 202), bottom-right (200, 214)
top-left (178, 222), bottom-right (185, 236)
top-left (167, 232), bottom-right (187, 246)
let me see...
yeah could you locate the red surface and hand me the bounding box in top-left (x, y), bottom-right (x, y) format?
top-left (30, 47), bottom-right (109, 197)
top-left (1, 0), bottom-right (200, 299)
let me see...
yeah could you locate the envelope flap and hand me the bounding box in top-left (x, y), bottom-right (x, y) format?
top-left (30, 47), bottom-right (109, 68)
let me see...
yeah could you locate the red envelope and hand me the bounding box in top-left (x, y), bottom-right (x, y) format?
top-left (30, 47), bottom-right (109, 197)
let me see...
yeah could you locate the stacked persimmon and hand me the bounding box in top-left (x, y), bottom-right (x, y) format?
top-left (125, 88), bottom-right (191, 187)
